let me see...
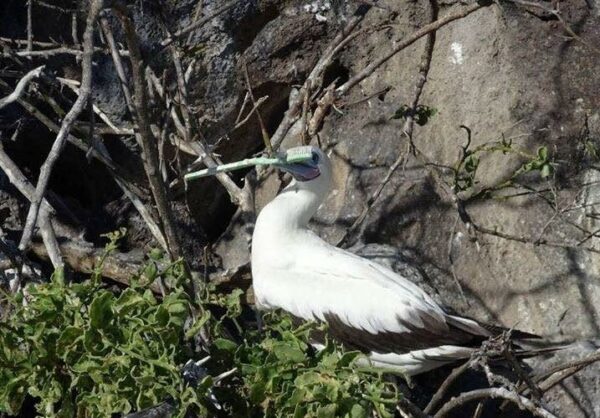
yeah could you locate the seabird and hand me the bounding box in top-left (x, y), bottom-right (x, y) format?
top-left (251, 145), bottom-right (538, 376)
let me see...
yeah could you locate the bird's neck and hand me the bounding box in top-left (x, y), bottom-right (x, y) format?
top-left (257, 179), bottom-right (329, 240)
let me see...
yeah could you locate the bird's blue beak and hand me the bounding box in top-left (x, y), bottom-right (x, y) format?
top-left (275, 159), bottom-right (320, 182)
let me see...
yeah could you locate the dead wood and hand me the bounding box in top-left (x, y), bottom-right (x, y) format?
top-left (19, 0), bottom-right (104, 252)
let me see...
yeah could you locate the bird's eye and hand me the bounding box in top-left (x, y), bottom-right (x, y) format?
top-left (312, 152), bottom-right (320, 164)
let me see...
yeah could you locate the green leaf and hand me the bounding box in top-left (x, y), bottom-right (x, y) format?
top-left (464, 155), bottom-right (479, 173)
top-left (214, 338), bottom-right (238, 352)
top-left (1, 376), bottom-right (27, 415)
top-left (57, 326), bottom-right (84, 352)
top-left (391, 104), bottom-right (409, 120)
top-left (51, 267), bottom-right (65, 287)
top-left (349, 403), bottom-right (368, 418)
top-left (89, 292), bottom-right (114, 330)
top-left (296, 371), bottom-right (322, 387)
top-left (185, 310), bottom-right (211, 340)
top-left (317, 403), bottom-right (337, 418)
top-left (271, 341), bottom-right (306, 363)
top-left (537, 146), bottom-right (548, 161)
top-left (114, 288), bottom-right (147, 315)
top-left (540, 163), bottom-right (553, 179)
top-left (143, 262), bottom-right (158, 282)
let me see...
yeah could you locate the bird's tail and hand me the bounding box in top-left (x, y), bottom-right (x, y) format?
top-left (511, 340), bottom-right (594, 358)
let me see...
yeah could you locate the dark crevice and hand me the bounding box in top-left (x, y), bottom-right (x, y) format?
top-left (228, 2), bottom-right (280, 52)
top-left (523, 9), bottom-right (560, 21)
top-left (2, 120), bottom-right (124, 246)
top-left (322, 60), bottom-right (350, 88)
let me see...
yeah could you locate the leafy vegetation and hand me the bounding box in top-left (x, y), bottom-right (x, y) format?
top-left (0, 251), bottom-right (209, 416)
top-left (452, 132), bottom-right (555, 196)
top-left (213, 311), bottom-right (400, 418)
top-left (0, 234), bottom-right (401, 417)
top-left (391, 104), bottom-right (438, 126)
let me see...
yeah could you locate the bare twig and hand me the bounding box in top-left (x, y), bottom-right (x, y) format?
top-left (26, 0), bottom-right (33, 52)
top-left (185, 1), bottom-right (205, 45)
top-left (503, 342), bottom-right (543, 400)
top-left (508, 0), bottom-right (600, 55)
top-left (433, 387), bottom-right (557, 418)
top-left (337, 1), bottom-right (489, 96)
top-left (0, 44), bottom-right (129, 58)
top-left (0, 80), bottom-right (140, 190)
top-left (159, 0), bottom-right (238, 48)
top-left (2, 47), bottom-right (86, 58)
top-left (232, 95), bottom-right (268, 131)
top-left (446, 215), bottom-right (468, 304)
top-left (99, 16), bottom-right (134, 111)
top-left (424, 361), bottom-right (471, 414)
top-left (270, 7), bottom-right (369, 150)
top-left (19, 0), bottom-right (104, 253)
top-left (242, 60), bottom-right (272, 155)
top-left (56, 77), bottom-right (134, 135)
top-left (344, 85), bottom-right (391, 107)
top-left (472, 222), bottom-right (600, 254)
top-left (0, 79), bottom-right (169, 256)
top-left (0, 143), bottom-right (63, 269)
top-left (35, 0), bottom-right (75, 13)
top-left (0, 65), bottom-right (44, 109)
top-left (71, 11), bottom-right (79, 46)
top-left (113, 5), bottom-right (185, 265)
top-left (150, 30), bottom-right (246, 208)
top-left (165, 43), bottom-right (250, 210)
top-left (337, 0), bottom-right (437, 247)
top-left (0, 37), bottom-right (57, 47)
top-left (114, 177), bottom-right (169, 252)
top-left (530, 350), bottom-right (600, 394)
top-left (396, 397), bottom-right (430, 418)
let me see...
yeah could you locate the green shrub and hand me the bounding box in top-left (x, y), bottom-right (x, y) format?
top-left (0, 263), bottom-right (209, 417)
top-left (213, 309), bottom-right (401, 418)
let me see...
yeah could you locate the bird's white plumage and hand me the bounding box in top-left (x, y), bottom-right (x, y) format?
top-left (251, 147), bottom-right (494, 375)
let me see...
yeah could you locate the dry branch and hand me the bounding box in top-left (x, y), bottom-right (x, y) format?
top-left (35, 0), bottom-right (75, 13)
top-left (269, 8), bottom-right (369, 150)
top-left (0, 79), bottom-right (170, 254)
top-left (424, 361), bottom-right (471, 414)
top-left (157, 44), bottom-right (248, 208)
top-left (26, 0), bottom-right (33, 52)
top-left (532, 350), bottom-right (600, 393)
top-left (148, 74), bottom-right (245, 203)
top-left (232, 95), bottom-right (268, 131)
top-left (57, 77), bottom-right (134, 135)
top-left (159, 0), bottom-right (238, 48)
top-left (337, 0), bottom-right (438, 247)
top-left (0, 65), bottom-right (44, 109)
top-left (2, 47), bottom-right (86, 58)
top-left (29, 240), bottom-right (162, 293)
top-left (337, 1), bottom-right (489, 96)
top-left (113, 5), bottom-right (186, 266)
top-left (99, 16), bottom-right (135, 111)
top-left (19, 0), bottom-right (104, 253)
top-left (243, 61), bottom-right (272, 154)
top-left (433, 387), bottom-right (557, 418)
top-left (0, 143), bottom-right (63, 269)
top-left (472, 222), bottom-right (600, 255)
top-left (396, 397), bottom-right (430, 418)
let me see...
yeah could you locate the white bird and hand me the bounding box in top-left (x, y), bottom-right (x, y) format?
top-left (251, 145), bottom-right (538, 376)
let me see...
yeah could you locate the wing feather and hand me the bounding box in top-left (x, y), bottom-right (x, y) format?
top-left (253, 232), bottom-right (495, 355)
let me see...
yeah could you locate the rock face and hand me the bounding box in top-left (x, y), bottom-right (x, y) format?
top-left (2, 0), bottom-right (600, 415)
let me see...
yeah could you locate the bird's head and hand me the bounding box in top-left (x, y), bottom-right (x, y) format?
top-left (274, 146), bottom-right (331, 183)
top-left (259, 146), bottom-right (332, 227)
